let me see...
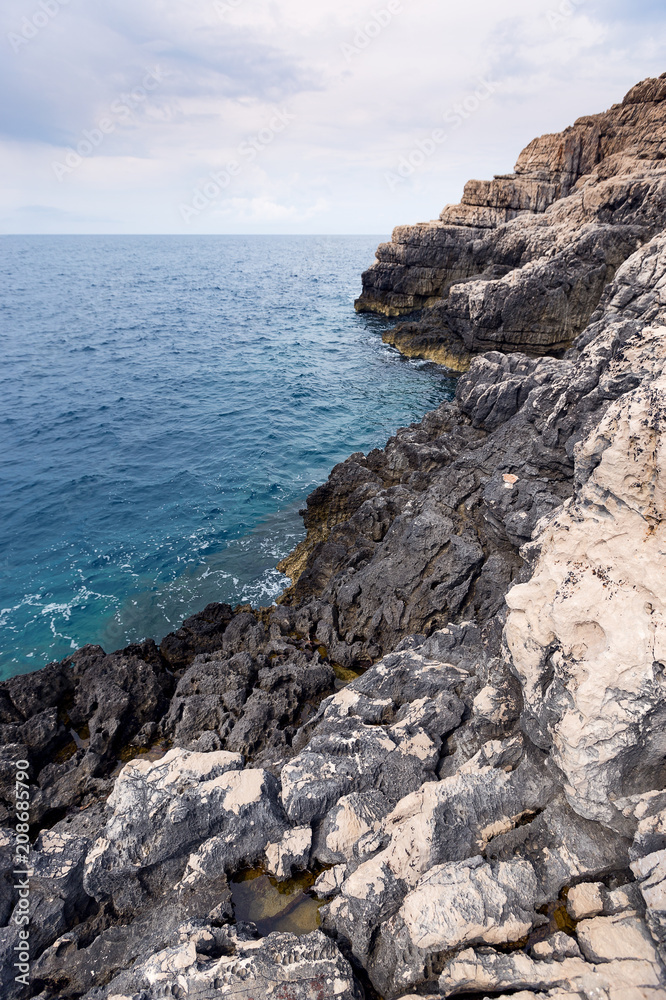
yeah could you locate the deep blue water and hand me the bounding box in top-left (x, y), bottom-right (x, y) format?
top-left (0, 236), bottom-right (455, 679)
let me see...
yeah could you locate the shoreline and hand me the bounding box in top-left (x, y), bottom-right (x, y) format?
top-left (3, 74), bottom-right (666, 1000)
top-left (1, 233), bottom-right (452, 680)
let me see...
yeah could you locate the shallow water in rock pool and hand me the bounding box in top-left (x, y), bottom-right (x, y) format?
top-left (230, 869), bottom-right (322, 936)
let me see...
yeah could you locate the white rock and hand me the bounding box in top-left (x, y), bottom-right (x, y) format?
top-left (506, 367), bottom-right (666, 829)
top-left (398, 857), bottom-right (537, 951)
top-left (265, 826), bottom-right (312, 880)
top-left (631, 850), bottom-right (666, 955)
top-left (106, 928), bottom-right (360, 999)
top-left (438, 946), bottom-right (663, 998)
top-left (83, 749), bottom-right (285, 904)
top-left (531, 931), bottom-right (582, 960)
top-left (314, 790), bottom-right (388, 865)
top-left (333, 855), bottom-right (538, 996)
top-left (577, 914), bottom-right (660, 965)
top-left (567, 882), bottom-right (606, 920)
top-left (606, 883), bottom-right (643, 915)
top-left (314, 864), bottom-right (348, 898)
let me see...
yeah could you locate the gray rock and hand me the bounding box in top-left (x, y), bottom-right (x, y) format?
top-left (0, 830), bottom-right (94, 999)
top-left (437, 945), bottom-right (664, 998)
top-left (370, 856), bottom-right (538, 996)
top-left (86, 927), bottom-right (362, 1000)
top-left (281, 637), bottom-right (468, 825)
top-left (83, 749), bottom-right (285, 912)
top-left (6, 74), bottom-right (666, 1000)
top-left (265, 826), bottom-right (312, 880)
top-left (321, 756), bottom-right (555, 974)
top-left (632, 849), bottom-right (666, 957)
top-left (313, 790), bottom-right (390, 866)
top-left (357, 75), bottom-right (666, 365)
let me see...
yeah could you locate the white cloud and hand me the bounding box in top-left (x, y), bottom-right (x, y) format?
top-left (1, 0), bottom-right (665, 232)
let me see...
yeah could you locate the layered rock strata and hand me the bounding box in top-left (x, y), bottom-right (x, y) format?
top-left (3, 76), bottom-right (666, 1000)
top-left (356, 73), bottom-right (666, 369)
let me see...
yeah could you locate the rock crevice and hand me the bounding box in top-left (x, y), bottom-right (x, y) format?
top-left (4, 76), bottom-right (666, 1000)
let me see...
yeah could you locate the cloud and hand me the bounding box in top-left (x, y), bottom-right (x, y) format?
top-left (0, 0), bottom-right (321, 145)
top-left (1, 0), bottom-right (666, 233)
top-left (211, 195), bottom-right (330, 222)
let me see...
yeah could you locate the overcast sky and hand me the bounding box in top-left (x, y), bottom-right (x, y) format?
top-left (1, 0), bottom-right (666, 234)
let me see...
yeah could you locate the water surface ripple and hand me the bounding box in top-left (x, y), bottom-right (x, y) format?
top-left (0, 235), bottom-right (455, 678)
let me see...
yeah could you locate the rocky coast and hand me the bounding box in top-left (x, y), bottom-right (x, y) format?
top-left (3, 75), bottom-right (666, 1000)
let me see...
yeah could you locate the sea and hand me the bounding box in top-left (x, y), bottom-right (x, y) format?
top-left (0, 235), bottom-right (456, 680)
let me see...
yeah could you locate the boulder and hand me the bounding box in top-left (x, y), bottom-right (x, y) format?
top-left (83, 749), bottom-right (286, 911)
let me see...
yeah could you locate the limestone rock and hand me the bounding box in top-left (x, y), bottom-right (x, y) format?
top-left (0, 830), bottom-right (94, 1000)
top-left (370, 856), bottom-right (538, 996)
top-left (506, 354), bottom-right (666, 828)
top-left (437, 946), bottom-right (664, 999)
top-left (481, 794), bottom-right (631, 902)
top-left (321, 758), bottom-right (554, 983)
top-left (312, 790), bottom-right (389, 866)
top-left (576, 913), bottom-right (660, 965)
top-left (356, 75), bottom-right (666, 366)
top-left (530, 931), bottom-right (582, 961)
top-left (265, 826), bottom-right (313, 880)
top-left (6, 73), bottom-right (666, 1000)
top-left (86, 927), bottom-right (362, 1000)
top-left (314, 864), bottom-right (347, 898)
top-left (567, 882), bottom-right (606, 920)
top-left (280, 639), bottom-right (467, 824)
top-left (0, 828), bottom-right (13, 928)
top-left (164, 645), bottom-right (335, 758)
top-left (83, 749), bottom-right (286, 910)
top-left (632, 849), bottom-right (666, 955)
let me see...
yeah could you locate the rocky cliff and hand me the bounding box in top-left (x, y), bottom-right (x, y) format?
top-left (356, 72), bottom-right (666, 370)
top-left (3, 77), bottom-right (666, 1000)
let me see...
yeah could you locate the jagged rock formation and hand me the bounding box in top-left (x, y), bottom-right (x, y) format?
top-left (356, 73), bottom-right (666, 369)
top-left (3, 75), bottom-right (666, 1000)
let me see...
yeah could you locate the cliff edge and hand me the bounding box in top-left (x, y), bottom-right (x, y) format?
top-left (356, 73), bottom-right (666, 370)
top-left (2, 77), bottom-right (666, 1000)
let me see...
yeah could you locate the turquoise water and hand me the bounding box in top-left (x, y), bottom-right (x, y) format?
top-left (0, 236), bottom-right (455, 678)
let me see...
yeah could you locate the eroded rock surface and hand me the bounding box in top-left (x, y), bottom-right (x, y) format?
top-left (85, 927), bottom-right (362, 1000)
top-left (356, 74), bottom-right (666, 367)
top-left (4, 75), bottom-right (666, 1000)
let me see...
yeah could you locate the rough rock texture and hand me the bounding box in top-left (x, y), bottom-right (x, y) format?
top-left (82, 749), bottom-right (286, 915)
top-left (370, 856), bottom-right (539, 996)
top-left (506, 303), bottom-right (666, 830)
top-left (356, 74), bottom-right (666, 368)
top-left (85, 927), bottom-right (363, 1000)
top-left (0, 606), bottom-right (339, 832)
top-left (4, 76), bottom-right (666, 1000)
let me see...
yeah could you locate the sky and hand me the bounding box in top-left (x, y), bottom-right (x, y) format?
top-left (1, 0), bottom-right (666, 234)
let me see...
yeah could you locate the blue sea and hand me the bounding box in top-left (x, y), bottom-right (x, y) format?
top-left (0, 236), bottom-right (455, 679)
